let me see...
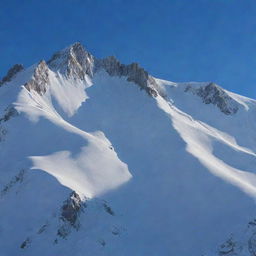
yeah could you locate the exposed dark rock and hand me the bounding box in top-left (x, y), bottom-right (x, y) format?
top-left (57, 191), bottom-right (85, 238)
top-left (61, 191), bottom-right (83, 225)
top-left (249, 219), bottom-right (256, 227)
top-left (25, 60), bottom-right (49, 95)
top-left (95, 56), bottom-right (159, 97)
top-left (0, 106), bottom-right (18, 123)
top-left (186, 83), bottom-right (239, 115)
top-left (4, 43), bottom-right (161, 100)
top-left (0, 64), bottom-right (24, 86)
top-left (48, 43), bottom-right (161, 97)
top-left (0, 169), bottom-right (25, 197)
top-left (57, 225), bottom-right (71, 239)
top-left (20, 237), bottom-right (31, 249)
top-left (37, 224), bottom-right (48, 234)
top-left (103, 202), bottom-right (115, 216)
top-left (47, 42), bottom-right (94, 79)
top-left (0, 106), bottom-right (18, 143)
top-left (249, 233), bottom-right (256, 256)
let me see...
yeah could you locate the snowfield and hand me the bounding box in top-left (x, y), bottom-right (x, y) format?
top-left (1, 43), bottom-right (256, 255)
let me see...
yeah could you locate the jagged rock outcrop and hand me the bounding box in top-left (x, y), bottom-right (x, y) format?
top-left (60, 191), bottom-right (83, 225)
top-left (1, 169), bottom-right (25, 197)
top-left (20, 238), bottom-right (31, 249)
top-left (103, 201), bottom-right (115, 216)
top-left (0, 106), bottom-right (18, 143)
top-left (47, 42), bottom-right (94, 79)
top-left (25, 60), bottom-right (49, 95)
top-left (95, 56), bottom-right (159, 97)
top-left (0, 64), bottom-right (24, 86)
top-left (0, 106), bottom-right (18, 123)
top-left (185, 82), bottom-right (239, 115)
top-left (40, 43), bottom-right (161, 97)
top-left (57, 191), bottom-right (85, 238)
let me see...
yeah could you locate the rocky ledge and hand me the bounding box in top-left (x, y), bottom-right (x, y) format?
top-left (95, 56), bottom-right (159, 97)
top-left (3, 43), bottom-right (161, 98)
top-left (185, 82), bottom-right (239, 115)
top-left (48, 43), bottom-right (159, 97)
top-left (0, 64), bottom-right (24, 86)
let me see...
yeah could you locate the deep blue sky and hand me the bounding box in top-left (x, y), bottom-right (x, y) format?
top-left (1, 0), bottom-right (256, 97)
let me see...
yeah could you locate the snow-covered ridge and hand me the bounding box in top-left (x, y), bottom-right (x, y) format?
top-left (156, 78), bottom-right (256, 117)
top-left (95, 56), bottom-right (160, 97)
top-left (2, 42), bottom-right (256, 255)
top-left (1, 42), bottom-right (246, 116)
top-left (14, 42), bottom-right (160, 98)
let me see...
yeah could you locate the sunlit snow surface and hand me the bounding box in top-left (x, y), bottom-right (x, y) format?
top-left (15, 71), bottom-right (131, 198)
top-left (1, 67), bottom-right (256, 255)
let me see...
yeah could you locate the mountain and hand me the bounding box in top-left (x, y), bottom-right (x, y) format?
top-left (1, 42), bottom-right (256, 256)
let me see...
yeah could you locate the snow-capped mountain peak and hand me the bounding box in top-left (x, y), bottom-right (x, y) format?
top-left (47, 42), bottom-right (94, 79)
top-left (1, 42), bottom-right (256, 256)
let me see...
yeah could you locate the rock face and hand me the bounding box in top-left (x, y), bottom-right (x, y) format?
top-left (0, 169), bottom-right (25, 197)
top-left (60, 191), bottom-right (83, 226)
top-left (16, 43), bottom-right (161, 98)
top-left (8, 43), bottom-right (160, 99)
top-left (95, 56), bottom-right (159, 97)
top-left (57, 191), bottom-right (84, 238)
top-left (186, 82), bottom-right (239, 115)
top-left (25, 60), bottom-right (49, 95)
top-left (47, 42), bottom-right (94, 79)
top-left (47, 43), bottom-right (160, 97)
top-left (20, 238), bottom-right (31, 249)
top-left (0, 106), bottom-right (18, 123)
top-left (0, 64), bottom-right (24, 86)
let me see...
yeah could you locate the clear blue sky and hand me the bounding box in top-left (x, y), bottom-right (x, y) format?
top-left (1, 0), bottom-right (256, 97)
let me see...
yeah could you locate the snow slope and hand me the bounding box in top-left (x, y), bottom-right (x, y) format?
top-left (1, 42), bottom-right (256, 256)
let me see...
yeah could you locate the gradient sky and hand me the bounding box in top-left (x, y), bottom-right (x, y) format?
top-left (1, 0), bottom-right (256, 97)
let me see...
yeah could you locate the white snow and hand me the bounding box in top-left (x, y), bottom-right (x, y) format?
top-left (156, 95), bottom-right (256, 198)
top-left (48, 70), bottom-right (92, 117)
top-left (14, 70), bottom-right (131, 199)
top-left (30, 140), bottom-right (131, 198)
top-left (1, 60), bottom-right (256, 256)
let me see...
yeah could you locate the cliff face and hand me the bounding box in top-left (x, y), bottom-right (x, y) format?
top-left (95, 56), bottom-right (159, 96)
top-left (24, 61), bottom-right (49, 95)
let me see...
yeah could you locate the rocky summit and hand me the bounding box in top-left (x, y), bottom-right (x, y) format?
top-left (1, 42), bottom-right (256, 256)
